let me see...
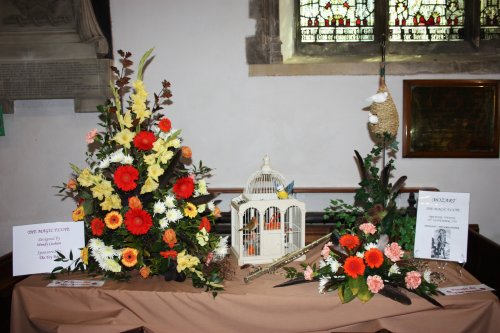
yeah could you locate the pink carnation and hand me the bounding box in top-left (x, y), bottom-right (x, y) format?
top-left (321, 242), bottom-right (333, 258)
top-left (405, 271), bottom-right (422, 290)
top-left (367, 275), bottom-right (384, 293)
top-left (359, 222), bottom-right (377, 235)
top-left (384, 242), bottom-right (404, 262)
top-left (85, 128), bottom-right (98, 144)
top-left (304, 265), bottom-right (314, 281)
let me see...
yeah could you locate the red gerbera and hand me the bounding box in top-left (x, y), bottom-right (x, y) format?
top-left (364, 248), bottom-right (384, 269)
top-left (133, 131), bottom-right (156, 151)
top-left (114, 165), bottom-right (139, 191)
top-left (90, 217), bottom-right (105, 236)
top-left (343, 256), bottom-right (366, 279)
top-left (124, 208), bottom-right (153, 235)
top-left (159, 118), bottom-right (172, 132)
top-left (160, 250), bottom-right (178, 259)
top-left (199, 216), bottom-right (211, 233)
top-left (339, 234), bottom-right (360, 251)
top-left (172, 177), bottom-right (195, 199)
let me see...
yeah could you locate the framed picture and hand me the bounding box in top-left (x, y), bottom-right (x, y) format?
top-left (403, 80), bottom-right (499, 158)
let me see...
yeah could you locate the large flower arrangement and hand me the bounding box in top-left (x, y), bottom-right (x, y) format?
top-left (56, 49), bottom-right (227, 293)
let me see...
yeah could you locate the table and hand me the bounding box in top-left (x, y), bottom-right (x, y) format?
top-left (10, 246), bottom-right (500, 333)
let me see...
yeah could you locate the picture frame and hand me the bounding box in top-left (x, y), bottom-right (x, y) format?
top-left (403, 80), bottom-right (499, 158)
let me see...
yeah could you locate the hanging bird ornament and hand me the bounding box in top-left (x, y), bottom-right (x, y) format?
top-left (366, 36), bottom-right (399, 142)
top-left (276, 180), bottom-right (294, 199)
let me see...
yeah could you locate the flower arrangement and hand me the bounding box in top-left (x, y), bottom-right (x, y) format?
top-left (55, 49), bottom-right (227, 294)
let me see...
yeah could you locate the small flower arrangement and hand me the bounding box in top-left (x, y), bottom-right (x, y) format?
top-left (55, 49), bottom-right (228, 294)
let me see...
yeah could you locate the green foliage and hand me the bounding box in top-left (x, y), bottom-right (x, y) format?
top-left (391, 215), bottom-right (417, 251)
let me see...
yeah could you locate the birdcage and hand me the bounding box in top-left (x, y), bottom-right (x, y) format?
top-left (231, 156), bottom-right (306, 266)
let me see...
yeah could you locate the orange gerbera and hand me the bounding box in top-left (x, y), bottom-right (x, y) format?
top-left (128, 196), bottom-right (143, 209)
top-left (139, 266), bottom-right (151, 279)
top-left (364, 248), bottom-right (384, 269)
top-left (339, 234), bottom-right (360, 251)
top-left (121, 248), bottom-right (139, 267)
top-left (104, 211), bottom-right (123, 229)
top-left (343, 256), bottom-right (366, 279)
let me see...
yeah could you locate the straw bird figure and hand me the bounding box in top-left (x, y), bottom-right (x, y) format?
top-left (368, 78), bottom-right (399, 140)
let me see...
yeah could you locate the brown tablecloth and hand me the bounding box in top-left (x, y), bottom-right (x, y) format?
top-left (10, 246), bottom-right (500, 333)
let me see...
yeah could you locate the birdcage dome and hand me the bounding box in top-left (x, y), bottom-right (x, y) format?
top-left (243, 156), bottom-right (285, 201)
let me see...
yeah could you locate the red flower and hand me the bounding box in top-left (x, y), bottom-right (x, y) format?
top-left (343, 256), bottom-right (366, 279)
top-left (160, 250), bottom-right (178, 259)
top-left (364, 248), bottom-right (384, 269)
top-left (124, 208), bottom-right (153, 235)
top-left (199, 216), bottom-right (211, 233)
top-left (133, 131), bottom-right (156, 151)
top-left (339, 234), bottom-right (360, 251)
top-left (159, 118), bottom-right (172, 132)
top-left (173, 177), bottom-right (195, 199)
top-left (90, 218), bottom-right (105, 236)
top-left (114, 166), bottom-right (139, 191)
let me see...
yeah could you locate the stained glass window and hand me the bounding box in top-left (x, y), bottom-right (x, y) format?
top-left (481, 0), bottom-right (500, 40)
top-left (299, 0), bottom-right (375, 42)
top-left (388, 0), bottom-right (465, 42)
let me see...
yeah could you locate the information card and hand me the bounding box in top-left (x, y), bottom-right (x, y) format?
top-left (414, 191), bottom-right (470, 263)
top-left (13, 222), bottom-right (85, 276)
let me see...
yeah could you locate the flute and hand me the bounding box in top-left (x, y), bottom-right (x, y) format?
top-left (243, 232), bottom-right (333, 283)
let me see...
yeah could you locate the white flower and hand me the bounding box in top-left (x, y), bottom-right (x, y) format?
top-left (197, 204), bottom-right (206, 213)
top-left (165, 208), bottom-right (183, 223)
top-left (423, 269), bottom-right (432, 283)
top-left (213, 236), bottom-right (229, 261)
top-left (356, 251), bottom-right (364, 258)
top-left (329, 259), bottom-right (341, 273)
top-left (197, 179), bottom-right (208, 195)
top-left (388, 263), bottom-right (400, 276)
top-left (196, 229), bottom-right (209, 246)
top-left (88, 238), bottom-right (104, 251)
top-left (158, 217), bottom-right (169, 229)
top-left (150, 124), bottom-right (160, 134)
top-left (103, 258), bottom-right (122, 272)
top-left (153, 201), bottom-right (166, 215)
top-left (318, 277), bottom-right (331, 294)
top-left (122, 155), bottom-right (134, 165)
top-left (207, 201), bottom-right (215, 212)
top-left (364, 242), bottom-right (378, 251)
top-left (164, 195), bottom-right (176, 208)
top-left (98, 157), bottom-right (111, 169)
top-left (109, 149), bottom-right (125, 163)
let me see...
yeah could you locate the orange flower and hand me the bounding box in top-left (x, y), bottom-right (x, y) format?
top-left (72, 206), bottom-right (85, 221)
top-left (128, 196), bottom-right (143, 210)
top-left (104, 211), bottom-right (123, 229)
top-left (213, 206), bottom-right (222, 218)
top-left (181, 146), bottom-right (192, 159)
top-left (160, 250), bottom-right (178, 259)
top-left (364, 248), bottom-right (384, 269)
top-left (199, 216), bottom-right (211, 233)
top-left (121, 248), bottom-right (139, 267)
top-left (343, 256), bottom-right (365, 279)
top-left (163, 229), bottom-right (177, 248)
top-left (66, 178), bottom-right (77, 190)
top-left (339, 234), bottom-right (360, 251)
top-left (139, 266), bottom-right (151, 279)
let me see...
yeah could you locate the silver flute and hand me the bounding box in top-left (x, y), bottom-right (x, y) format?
top-left (243, 232), bottom-right (333, 283)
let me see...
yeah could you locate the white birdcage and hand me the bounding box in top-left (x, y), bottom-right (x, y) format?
top-left (231, 156), bottom-right (306, 265)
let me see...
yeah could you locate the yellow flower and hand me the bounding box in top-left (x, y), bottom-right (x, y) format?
top-left (133, 105), bottom-right (152, 124)
top-left (147, 163), bottom-right (164, 181)
top-left (158, 150), bottom-right (174, 164)
top-left (91, 179), bottom-right (114, 200)
top-left (197, 179), bottom-right (208, 195)
top-left (121, 110), bottom-right (134, 128)
top-left (176, 250), bottom-right (200, 273)
top-left (196, 228), bottom-right (209, 246)
top-left (100, 194), bottom-right (122, 211)
top-left (77, 168), bottom-right (100, 187)
top-left (72, 206), bottom-right (85, 221)
top-left (121, 248), bottom-right (139, 268)
top-left (104, 211), bottom-right (123, 229)
top-left (184, 202), bottom-right (197, 218)
top-left (80, 247), bottom-right (89, 265)
top-left (143, 153), bottom-right (157, 166)
top-left (113, 128), bottom-right (136, 148)
top-left (140, 177), bottom-right (158, 194)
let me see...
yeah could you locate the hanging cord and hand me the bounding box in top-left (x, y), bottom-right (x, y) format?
top-left (379, 33), bottom-right (387, 167)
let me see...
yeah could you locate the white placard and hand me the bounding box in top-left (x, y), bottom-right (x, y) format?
top-left (437, 284), bottom-right (494, 296)
top-left (414, 191), bottom-right (470, 263)
top-left (47, 280), bottom-right (105, 288)
top-left (13, 222), bottom-right (85, 276)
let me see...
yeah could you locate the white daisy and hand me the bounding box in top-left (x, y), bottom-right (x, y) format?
top-left (165, 208), bottom-right (183, 223)
top-left (388, 263), bottom-right (400, 276)
top-left (98, 157), bottom-right (111, 169)
top-left (164, 195), bottom-right (176, 208)
top-left (109, 149), bottom-right (125, 163)
top-left (153, 201), bottom-right (166, 215)
top-left (330, 259), bottom-right (341, 273)
top-left (122, 155), bottom-right (134, 165)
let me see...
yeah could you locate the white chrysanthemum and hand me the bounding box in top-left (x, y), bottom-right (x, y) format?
top-left (197, 179), bottom-right (208, 195)
top-left (330, 259), bottom-right (341, 273)
top-left (150, 124), bottom-right (160, 135)
top-left (356, 251), bottom-right (364, 258)
top-left (364, 242), bottom-right (378, 251)
top-left (110, 149), bottom-right (125, 163)
top-left (103, 258), bottom-right (122, 272)
top-left (158, 218), bottom-right (169, 229)
top-left (213, 236), bottom-right (229, 261)
top-left (165, 208), bottom-right (183, 223)
top-left (207, 201), bottom-right (215, 212)
top-left (388, 263), bottom-right (400, 276)
top-left (197, 204), bottom-right (206, 213)
top-left (88, 238), bottom-right (105, 251)
top-left (318, 277), bottom-right (331, 294)
top-left (153, 201), bottom-right (166, 215)
top-left (98, 157), bottom-right (111, 169)
top-left (100, 245), bottom-right (120, 259)
top-left (423, 269), bottom-right (432, 283)
top-left (122, 155), bottom-right (134, 165)
top-left (164, 195), bottom-right (176, 208)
